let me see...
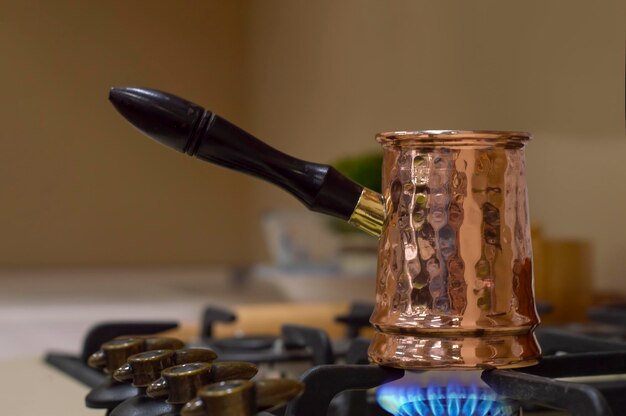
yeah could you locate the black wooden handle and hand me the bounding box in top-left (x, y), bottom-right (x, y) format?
top-left (109, 87), bottom-right (363, 220)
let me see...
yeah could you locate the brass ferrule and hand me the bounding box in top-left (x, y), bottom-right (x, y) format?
top-left (348, 188), bottom-right (385, 237)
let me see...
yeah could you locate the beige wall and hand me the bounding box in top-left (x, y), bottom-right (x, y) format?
top-left (1, 1), bottom-right (625, 292)
top-left (0, 1), bottom-right (256, 265)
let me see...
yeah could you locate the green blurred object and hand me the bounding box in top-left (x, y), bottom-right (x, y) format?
top-left (331, 152), bottom-right (383, 234)
top-left (334, 152), bottom-right (383, 193)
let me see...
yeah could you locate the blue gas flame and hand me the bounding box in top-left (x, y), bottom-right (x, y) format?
top-left (377, 380), bottom-right (510, 416)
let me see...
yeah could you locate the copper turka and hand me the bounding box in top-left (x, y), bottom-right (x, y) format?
top-left (366, 131), bottom-right (541, 369)
top-left (110, 88), bottom-right (541, 370)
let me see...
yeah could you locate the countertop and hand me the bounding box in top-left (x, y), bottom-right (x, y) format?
top-left (0, 357), bottom-right (97, 416)
top-left (0, 265), bottom-right (374, 358)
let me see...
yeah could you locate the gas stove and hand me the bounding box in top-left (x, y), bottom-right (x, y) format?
top-left (45, 303), bottom-right (626, 415)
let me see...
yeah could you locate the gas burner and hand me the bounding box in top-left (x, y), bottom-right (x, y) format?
top-left (376, 373), bottom-right (518, 416)
top-left (197, 306), bottom-right (338, 366)
top-left (210, 336), bottom-right (278, 352)
top-left (280, 316), bottom-right (626, 415)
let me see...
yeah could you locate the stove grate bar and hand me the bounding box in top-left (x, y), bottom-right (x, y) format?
top-left (281, 324), bottom-right (335, 366)
top-left (284, 364), bottom-right (404, 416)
top-left (44, 352), bottom-right (106, 388)
top-left (519, 351), bottom-right (626, 378)
top-left (482, 369), bottom-right (613, 416)
top-left (588, 306), bottom-right (626, 328)
top-left (536, 327), bottom-right (626, 355)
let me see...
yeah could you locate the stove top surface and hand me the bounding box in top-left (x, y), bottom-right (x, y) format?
top-left (30, 303), bottom-right (626, 415)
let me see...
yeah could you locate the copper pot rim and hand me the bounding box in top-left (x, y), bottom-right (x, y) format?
top-left (376, 130), bottom-right (531, 147)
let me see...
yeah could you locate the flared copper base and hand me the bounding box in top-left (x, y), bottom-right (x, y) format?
top-left (368, 329), bottom-right (541, 370)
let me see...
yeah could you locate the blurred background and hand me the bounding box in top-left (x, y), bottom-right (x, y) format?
top-left (0, 0), bottom-right (624, 359)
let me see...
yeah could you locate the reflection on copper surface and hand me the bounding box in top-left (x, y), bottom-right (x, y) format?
top-left (369, 133), bottom-right (540, 369)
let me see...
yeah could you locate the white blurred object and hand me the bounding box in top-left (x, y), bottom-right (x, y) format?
top-left (250, 265), bottom-right (375, 302)
top-left (337, 233), bottom-right (379, 275)
top-left (257, 210), bottom-right (378, 302)
top-left (261, 210), bottom-right (340, 269)
top-left (261, 209), bottom-right (379, 275)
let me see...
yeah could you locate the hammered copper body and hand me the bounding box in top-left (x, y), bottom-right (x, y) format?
top-left (368, 131), bottom-right (541, 370)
